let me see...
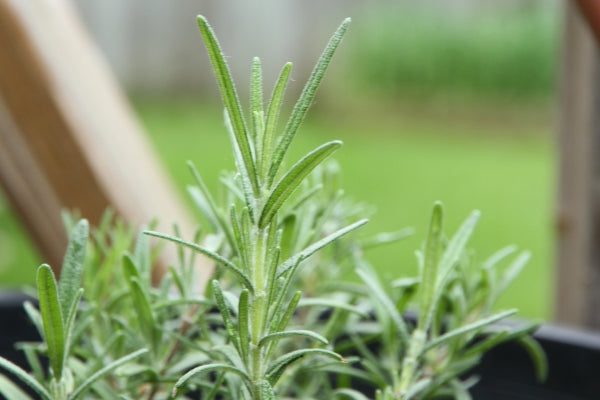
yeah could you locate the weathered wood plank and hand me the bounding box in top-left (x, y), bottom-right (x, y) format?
top-left (555, 1), bottom-right (600, 328)
top-left (0, 0), bottom-right (211, 286)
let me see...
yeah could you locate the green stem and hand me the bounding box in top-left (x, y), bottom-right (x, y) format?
top-left (50, 378), bottom-right (67, 400)
top-left (250, 228), bottom-right (268, 399)
top-left (397, 329), bottom-right (426, 398)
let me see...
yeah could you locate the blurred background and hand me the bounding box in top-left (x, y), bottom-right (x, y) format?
top-left (0, 0), bottom-right (561, 319)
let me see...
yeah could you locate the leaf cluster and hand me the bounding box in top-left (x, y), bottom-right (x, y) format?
top-left (0, 15), bottom-right (545, 400)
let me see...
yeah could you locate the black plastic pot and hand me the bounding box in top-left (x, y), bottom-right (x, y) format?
top-left (1, 291), bottom-right (599, 399)
top-left (471, 323), bottom-right (600, 399)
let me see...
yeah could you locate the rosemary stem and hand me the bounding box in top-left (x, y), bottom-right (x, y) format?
top-left (250, 228), bottom-right (268, 399)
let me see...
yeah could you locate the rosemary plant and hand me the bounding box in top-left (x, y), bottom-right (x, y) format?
top-left (0, 14), bottom-right (545, 400)
top-left (145, 15), bottom-right (368, 399)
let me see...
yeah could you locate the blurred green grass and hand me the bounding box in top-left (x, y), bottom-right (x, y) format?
top-left (137, 98), bottom-right (555, 319)
top-left (349, 3), bottom-right (559, 99)
top-left (0, 98), bottom-right (555, 320)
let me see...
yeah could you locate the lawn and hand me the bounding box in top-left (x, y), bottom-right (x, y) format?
top-left (138, 97), bottom-right (556, 319)
top-left (0, 97), bottom-right (555, 319)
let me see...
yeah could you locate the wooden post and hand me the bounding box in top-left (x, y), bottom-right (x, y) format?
top-left (556, 1), bottom-right (600, 328)
top-left (0, 0), bottom-right (211, 286)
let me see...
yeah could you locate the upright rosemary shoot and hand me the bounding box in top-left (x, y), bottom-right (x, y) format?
top-left (146, 15), bottom-right (367, 399)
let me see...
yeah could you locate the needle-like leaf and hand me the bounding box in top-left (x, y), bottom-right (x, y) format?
top-left (261, 62), bottom-right (292, 180)
top-left (0, 360), bottom-right (50, 400)
top-left (356, 266), bottom-right (409, 347)
top-left (277, 219), bottom-right (368, 277)
top-left (422, 309), bottom-right (517, 353)
top-left (197, 15), bottom-right (259, 193)
top-left (435, 210), bottom-right (481, 292)
top-left (268, 18), bottom-right (351, 185)
top-left (418, 202), bottom-right (443, 331)
top-left (58, 219), bottom-right (88, 319)
top-left (259, 141), bottom-right (342, 228)
top-left (212, 280), bottom-right (241, 352)
top-left (37, 264), bottom-right (65, 380)
top-left (250, 57), bottom-right (264, 143)
top-left (0, 373), bottom-right (34, 400)
top-left (145, 231), bottom-right (253, 292)
top-left (266, 348), bottom-right (342, 386)
top-left (258, 329), bottom-right (328, 348)
top-left (238, 289), bottom-right (250, 361)
top-left (70, 349), bottom-right (148, 400)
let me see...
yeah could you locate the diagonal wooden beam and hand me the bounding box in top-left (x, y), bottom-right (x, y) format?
top-left (0, 0), bottom-right (212, 286)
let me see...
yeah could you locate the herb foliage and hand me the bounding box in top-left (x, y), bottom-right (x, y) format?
top-left (0, 15), bottom-right (545, 400)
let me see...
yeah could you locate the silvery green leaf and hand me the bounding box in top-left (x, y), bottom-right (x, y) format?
top-left (277, 219), bottom-right (368, 278)
top-left (359, 227), bottom-right (415, 249)
top-left (122, 253), bottom-right (140, 283)
top-left (58, 219), bottom-right (88, 319)
top-left (254, 110), bottom-right (266, 176)
top-left (483, 245), bottom-right (518, 272)
top-left (266, 275), bottom-right (289, 333)
top-left (224, 109), bottom-right (258, 220)
top-left (153, 297), bottom-right (211, 310)
top-left (289, 183), bottom-right (323, 211)
top-left (449, 378), bottom-right (472, 400)
top-left (334, 388), bottom-right (370, 400)
top-left (355, 265), bottom-right (409, 346)
top-left (238, 289), bottom-right (250, 361)
top-left (133, 227), bottom-right (151, 282)
top-left (166, 351), bottom-right (211, 375)
top-left (169, 265), bottom-right (187, 297)
top-left (266, 348), bottom-right (342, 386)
top-left (189, 160), bottom-right (236, 248)
top-left (481, 245), bottom-right (518, 299)
top-left (262, 62), bottom-right (292, 179)
top-left (497, 251), bottom-right (530, 296)
top-left (297, 298), bottom-right (369, 318)
top-left (391, 277), bottom-right (421, 289)
top-left (129, 277), bottom-right (160, 350)
top-left (69, 348), bottom-right (148, 400)
top-left (63, 288), bottom-right (83, 357)
top-left (18, 344), bottom-right (44, 382)
top-left (268, 18), bottom-right (351, 185)
top-left (259, 141), bottom-right (342, 229)
top-left (145, 231), bottom-right (253, 292)
top-left (0, 360), bottom-right (50, 400)
top-left (37, 264), bottom-right (65, 379)
top-left (435, 209), bottom-right (480, 292)
top-left (460, 330), bottom-right (510, 359)
top-left (230, 206), bottom-right (249, 270)
top-left (0, 374), bottom-right (34, 400)
top-left (258, 329), bottom-right (328, 348)
top-left (213, 344), bottom-right (247, 372)
top-left (250, 57), bottom-right (264, 142)
top-left (264, 248), bottom-right (281, 324)
top-left (418, 202), bottom-right (443, 331)
top-left (212, 280), bottom-right (241, 351)
top-left (187, 182), bottom-right (218, 231)
top-left (172, 363), bottom-right (250, 398)
top-left (402, 378), bottom-right (432, 399)
top-left (423, 309), bottom-right (517, 353)
top-left (279, 213), bottom-right (297, 261)
top-left (197, 15), bottom-right (258, 193)
top-left (517, 336), bottom-right (548, 382)
top-left (273, 291), bottom-right (302, 335)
